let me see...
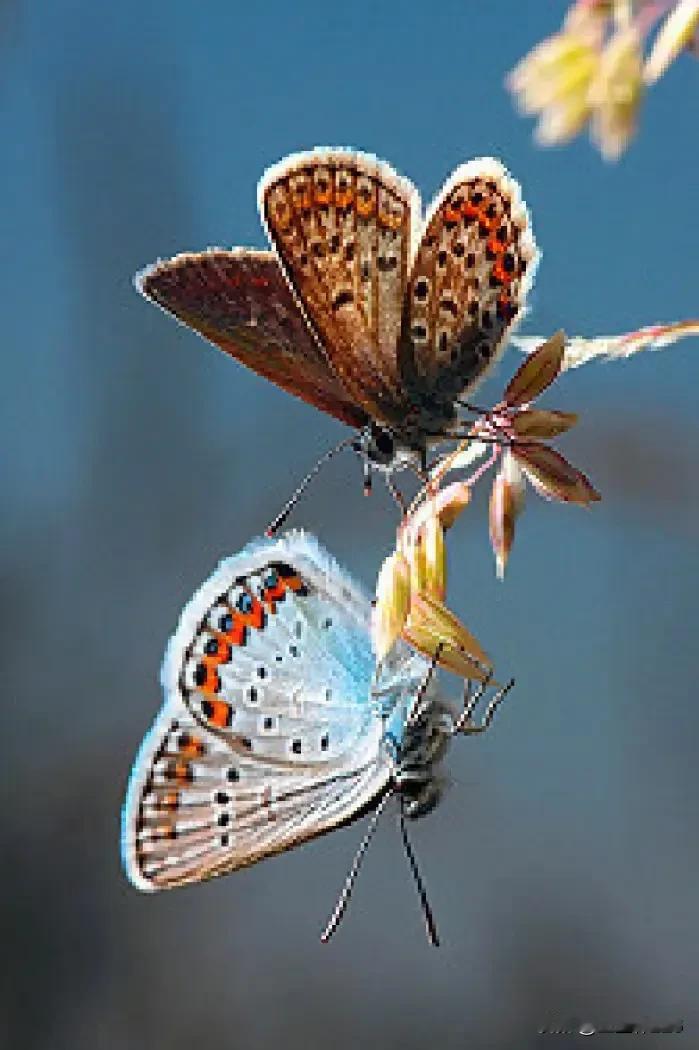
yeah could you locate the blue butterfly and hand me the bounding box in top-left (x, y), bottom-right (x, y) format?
top-left (121, 531), bottom-right (513, 944)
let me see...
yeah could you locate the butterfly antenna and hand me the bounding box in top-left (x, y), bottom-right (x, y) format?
top-left (266, 435), bottom-right (356, 537)
top-left (363, 459), bottom-right (373, 496)
top-left (320, 789), bottom-right (393, 944)
top-left (399, 797), bottom-right (440, 947)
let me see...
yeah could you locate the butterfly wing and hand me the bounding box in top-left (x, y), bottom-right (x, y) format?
top-left (122, 531), bottom-right (390, 891)
top-left (259, 149), bottom-right (419, 428)
top-left (136, 248), bottom-right (368, 430)
top-left (398, 158), bottom-right (539, 415)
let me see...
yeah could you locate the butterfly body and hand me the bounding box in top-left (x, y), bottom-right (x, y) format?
top-left (136, 150), bottom-right (539, 482)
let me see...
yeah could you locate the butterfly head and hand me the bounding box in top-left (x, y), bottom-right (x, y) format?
top-left (354, 422), bottom-right (423, 475)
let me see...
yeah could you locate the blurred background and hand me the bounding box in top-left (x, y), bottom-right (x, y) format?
top-left (2, 2), bottom-right (698, 1047)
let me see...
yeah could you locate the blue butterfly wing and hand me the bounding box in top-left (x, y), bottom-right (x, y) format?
top-left (121, 531), bottom-right (392, 891)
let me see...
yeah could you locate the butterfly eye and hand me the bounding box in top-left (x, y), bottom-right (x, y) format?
top-left (374, 429), bottom-right (394, 456)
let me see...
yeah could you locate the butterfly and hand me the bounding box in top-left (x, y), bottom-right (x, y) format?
top-left (121, 531), bottom-right (513, 944)
top-left (136, 149), bottom-right (539, 528)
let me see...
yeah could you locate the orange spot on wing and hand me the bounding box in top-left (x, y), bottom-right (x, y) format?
top-left (203, 698), bottom-right (232, 728)
top-left (179, 733), bottom-right (205, 758)
top-left (222, 615), bottom-right (247, 647)
top-left (209, 636), bottom-right (232, 663)
top-left (492, 260), bottom-right (512, 286)
top-left (155, 791), bottom-right (179, 811)
top-left (478, 211), bottom-right (498, 234)
top-left (378, 210), bottom-right (402, 231)
top-left (168, 760), bottom-right (192, 784)
top-left (200, 661), bottom-right (222, 694)
top-left (238, 596), bottom-right (265, 630)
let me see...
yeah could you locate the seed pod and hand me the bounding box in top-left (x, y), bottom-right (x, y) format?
top-left (511, 408), bottom-right (578, 438)
top-left (489, 452), bottom-right (526, 578)
top-left (512, 442), bottom-right (600, 504)
top-left (504, 330), bottom-right (566, 407)
top-left (403, 594), bottom-right (493, 683)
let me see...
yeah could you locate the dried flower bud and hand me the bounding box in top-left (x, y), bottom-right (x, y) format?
top-left (489, 452), bottom-right (526, 578)
top-left (512, 408), bottom-right (579, 438)
top-left (512, 442), bottom-right (601, 505)
top-left (372, 549), bottom-right (410, 662)
top-left (403, 593), bottom-right (493, 682)
top-left (407, 531), bottom-right (427, 597)
top-left (504, 331), bottom-right (566, 407)
top-left (422, 514), bottom-right (447, 600)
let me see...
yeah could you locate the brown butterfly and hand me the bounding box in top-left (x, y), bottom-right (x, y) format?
top-left (136, 149), bottom-right (539, 529)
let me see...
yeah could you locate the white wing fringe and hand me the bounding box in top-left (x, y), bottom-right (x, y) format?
top-left (512, 320), bottom-right (699, 372)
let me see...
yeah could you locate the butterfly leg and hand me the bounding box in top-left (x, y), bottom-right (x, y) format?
top-left (363, 459), bottom-right (373, 496)
top-left (453, 675), bottom-right (515, 735)
top-left (385, 474), bottom-right (407, 514)
top-left (398, 796), bottom-right (440, 947)
top-left (320, 789), bottom-right (393, 944)
top-left (407, 642), bottom-right (446, 729)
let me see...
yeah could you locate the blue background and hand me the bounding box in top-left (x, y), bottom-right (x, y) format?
top-left (2, 2), bottom-right (698, 1046)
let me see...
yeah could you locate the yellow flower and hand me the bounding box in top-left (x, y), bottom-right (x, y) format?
top-left (588, 24), bottom-right (644, 160)
top-left (372, 549), bottom-right (410, 662)
top-left (508, 5), bottom-right (604, 146)
top-left (644, 0), bottom-right (699, 84)
top-left (372, 502), bottom-right (492, 681)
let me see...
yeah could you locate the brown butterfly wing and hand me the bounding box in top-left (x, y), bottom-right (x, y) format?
top-left (259, 149), bottom-right (419, 429)
top-left (136, 248), bottom-right (369, 430)
top-left (399, 158), bottom-right (539, 417)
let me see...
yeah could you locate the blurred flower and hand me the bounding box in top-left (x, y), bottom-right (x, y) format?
top-left (507, 3), bottom-right (603, 146)
top-left (507, 0), bottom-right (697, 160)
top-left (644, 0), bottom-right (699, 82)
top-left (589, 23), bottom-right (644, 160)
